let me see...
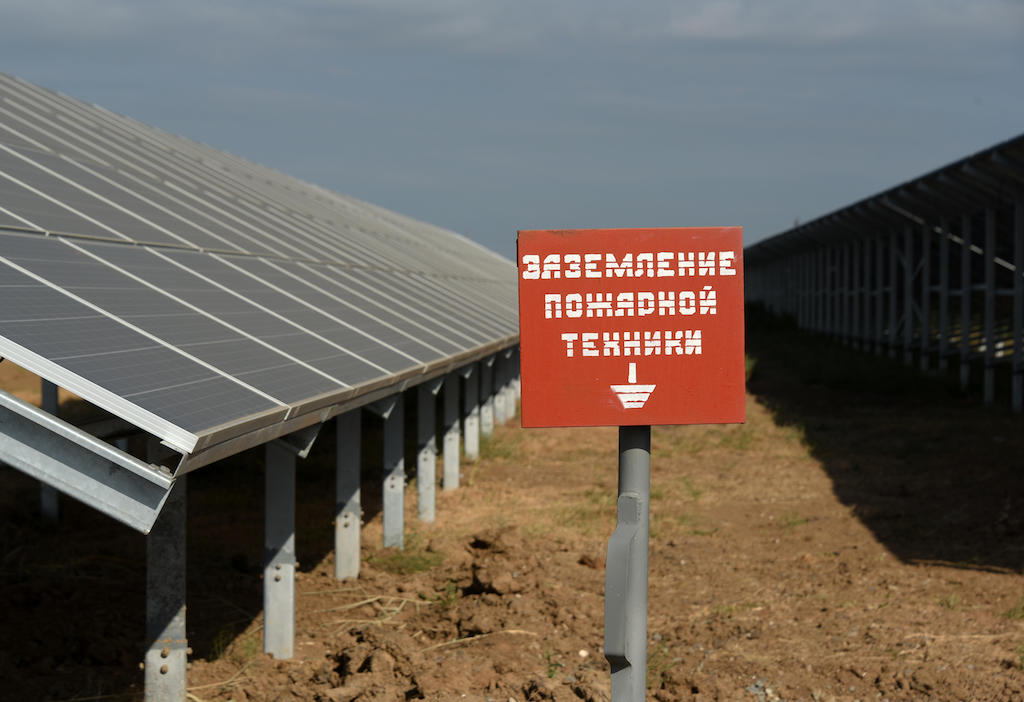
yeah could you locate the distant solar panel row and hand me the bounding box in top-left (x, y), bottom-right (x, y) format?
top-left (0, 74), bottom-right (518, 456)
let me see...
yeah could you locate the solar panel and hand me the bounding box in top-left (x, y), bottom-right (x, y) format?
top-left (0, 73), bottom-right (519, 460)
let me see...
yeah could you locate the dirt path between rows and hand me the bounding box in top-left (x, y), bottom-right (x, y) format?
top-left (3, 326), bottom-right (1024, 701)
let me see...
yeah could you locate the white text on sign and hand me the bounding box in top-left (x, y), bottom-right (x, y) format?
top-left (520, 250), bottom-right (737, 280)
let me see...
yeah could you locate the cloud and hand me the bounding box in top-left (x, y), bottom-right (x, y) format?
top-left (3, 0), bottom-right (1021, 55)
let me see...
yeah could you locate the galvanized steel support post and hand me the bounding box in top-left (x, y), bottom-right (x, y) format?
top-left (605, 425), bottom-right (650, 702)
top-left (852, 240), bottom-right (861, 349)
top-left (889, 231), bottom-right (899, 358)
top-left (480, 355), bottom-right (495, 438)
top-left (874, 235), bottom-right (884, 355)
top-left (264, 441), bottom-right (296, 658)
top-left (984, 209), bottom-right (996, 405)
top-left (1014, 198), bottom-right (1024, 412)
top-left (819, 250), bottom-right (826, 333)
top-left (417, 380), bottom-right (442, 523)
top-left (335, 410), bottom-right (361, 580)
top-left (494, 353), bottom-right (508, 426)
top-left (960, 213), bottom-right (973, 391)
top-left (864, 239), bottom-right (872, 352)
top-left (903, 225), bottom-right (914, 366)
top-left (442, 371), bottom-right (460, 490)
top-left (939, 219), bottom-right (950, 371)
top-left (373, 396), bottom-right (405, 549)
top-left (842, 242), bottom-right (851, 345)
top-left (145, 476), bottom-right (187, 702)
top-left (829, 247), bottom-right (838, 338)
top-left (920, 222), bottom-right (931, 372)
top-left (505, 347), bottom-right (518, 418)
top-left (462, 365), bottom-right (480, 462)
top-left (513, 345), bottom-right (522, 399)
top-left (40, 379), bottom-right (60, 520)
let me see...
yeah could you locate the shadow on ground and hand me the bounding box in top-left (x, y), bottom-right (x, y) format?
top-left (0, 382), bottom-right (447, 701)
top-left (745, 303), bottom-right (1024, 574)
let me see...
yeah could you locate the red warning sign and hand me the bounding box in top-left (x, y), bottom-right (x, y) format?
top-left (517, 227), bottom-right (746, 428)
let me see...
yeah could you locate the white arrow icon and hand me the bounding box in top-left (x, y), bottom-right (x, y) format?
top-left (610, 362), bottom-right (656, 409)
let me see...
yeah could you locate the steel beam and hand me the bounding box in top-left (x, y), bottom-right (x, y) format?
top-left (875, 235), bottom-right (884, 355)
top-left (0, 389), bottom-right (173, 533)
top-left (40, 379), bottom-right (60, 520)
top-left (984, 209), bottom-right (997, 404)
top-left (494, 353), bottom-right (508, 426)
top-left (939, 219), bottom-right (950, 371)
top-left (903, 225), bottom-right (914, 366)
top-left (264, 441), bottom-right (295, 659)
top-left (819, 249), bottom-right (827, 333)
top-left (920, 222), bottom-right (931, 371)
top-left (1015, 198), bottom-right (1024, 411)
top-left (505, 348), bottom-right (518, 422)
top-left (442, 371), bottom-right (460, 490)
top-left (462, 365), bottom-right (480, 462)
top-left (416, 380), bottom-right (442, 523)
top-left (372, 396), bottom-right (405, 549)
top-left (144, 475), bottom-right (187, 702)
top-left (961, 213), bottom-right (973, 391)
top-left (862, 237), bottom-right (872, 350)
top-left (335, 410), bottom-right (361, 580)
top-left (889, 231), bottom-right (899, 358)
top-left (480, 355), bottom-right (495, 438)
top-left (852, 240), bottom-right (861, 349)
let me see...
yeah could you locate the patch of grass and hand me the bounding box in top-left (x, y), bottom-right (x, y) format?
top-left (585, 487), bottom-right (615, 508)
top-left (782, 424), bottom-right (809, 447)
top-left (1003, 594), bottom-right (1024, 620)
top-left (650, 487), bottom-right (666, 501)
top-left (212, 627), bottom-right (260, 666)
top-left (779, 511), bottom-right (808, 530)
top-left (681, 476), bottom-right (703, 501)
top-left (1017, 644), bottom-right (1024, 671)
top-left (718, 426), bottom-right (755, 451)
top-left (210, 626), bottom-right (235, 661)
top-left (480, 433), bottom-right (520, 461)
top-left (690, 527), bottom-right (719, 537)
top-left (647, 643), bottom-right (673, 689)
top-left (367, 533), bottom-right (442, 575)
top-left (744, 354), bottom-right (758, 382)
top-left (936, 593), bottom-right (960, 610)
top-left (674, 512), bottom-right (718, 537)
top-left (545, 649), bottom-right (564, 679)
top-left (433, 580), bottom-right (459, 608)
top-left (710, 601), bottom-right (761, 617)
top-left (369, 548), bottom-right (442, 575)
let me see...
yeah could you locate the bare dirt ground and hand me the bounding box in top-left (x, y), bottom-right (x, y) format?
top-left (4, 318), bottom-right (1024, 701)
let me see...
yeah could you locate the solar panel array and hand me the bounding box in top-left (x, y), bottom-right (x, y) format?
top-left (0, 73), bottom-right (518, 456)
top-left (745, 132), bottom-right (1024, 406)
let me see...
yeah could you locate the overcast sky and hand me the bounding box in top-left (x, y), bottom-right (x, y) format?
top-left (3, 1), bottom-right (1023, 260)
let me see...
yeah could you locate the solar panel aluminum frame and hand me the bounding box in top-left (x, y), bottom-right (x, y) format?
top-left (176, 335), bottom-right (519, 473)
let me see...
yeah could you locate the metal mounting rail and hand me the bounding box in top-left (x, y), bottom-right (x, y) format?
top-left (0, 388), bottom-right (174, 533)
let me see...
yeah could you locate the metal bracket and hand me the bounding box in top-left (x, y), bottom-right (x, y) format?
top-left (0, 389), bottom-right (173, 534)
top-left (270, 421), bottom-right (323, 459)
top-left (368, 396), bottom-right (399, 419)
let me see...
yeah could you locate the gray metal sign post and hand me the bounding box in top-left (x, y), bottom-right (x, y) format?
top-left (604, 425), bottom-right (651, 702)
